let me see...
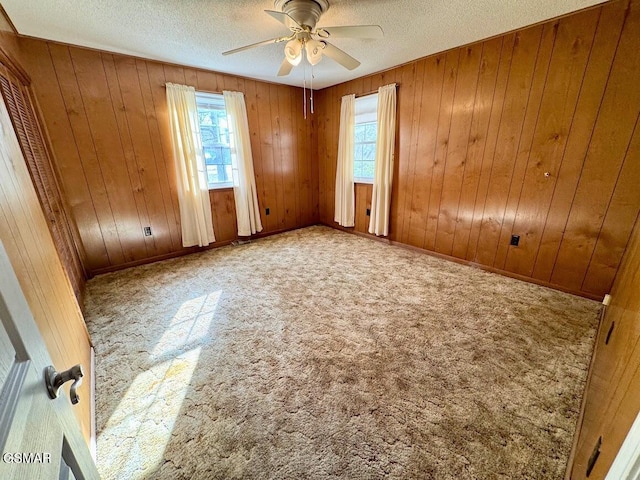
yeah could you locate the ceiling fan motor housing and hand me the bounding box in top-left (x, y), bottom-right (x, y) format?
top-left (274, 0), bottom-right (329, 31)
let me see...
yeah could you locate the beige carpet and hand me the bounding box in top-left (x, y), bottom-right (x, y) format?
top-left (84, 225), bottom-right (599, 479)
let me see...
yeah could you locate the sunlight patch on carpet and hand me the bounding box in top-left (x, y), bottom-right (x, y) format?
top-left (97, 292), bottom-right (221, 479)
top-left (152, 291), bottom-right (222, 359)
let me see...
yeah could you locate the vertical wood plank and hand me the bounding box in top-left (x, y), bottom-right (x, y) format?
top-left (400, 59), bottom-right (426, 244)
top-left (310, 95), bottom-right (319, 223)
top-left (406, 54), bottom-right (446, 248)
top-left (435, 44), bottom-right (482, 255)
top-left (70, 48), bottom-right (144, 263)
top-left (451, 37), bottom-right (502, 259)
top-left (209, 189), bottom-right (237, 242)
top-left (424, 49), bottom-right (460, 251)
top-left (115, 56), bottom-right (173, 255)
top-left (243, 79), bottom-right (264, 231)
top-left (323, 85), bottom-right (338, 224)
top-left (391, 63), bottom-right (416, 242)
top-left (102, 54), bottom-right (154, 259)
top-left (183, 68), bottom-right (197, 88)
top-left (474, 25), bottom-right (544, 267)
top-left (270, 83), bottom-right (286, 230)
top-left (48, 44), bottom-right (125, 266)
top-left (255, 81), bottom-right (276, 231)
top-left (136, 60), bottom-right (180, 250)
top-left (287, 86), bottom-right (302, 226)
top-left (195, 69), bottom-right (218, 93)
top-left (277, 84), bottom-right (297, 229)
top-left (354, 183), bottom-right (369, 233)
top-left (465, 34), bottom-right (515, 262)
top-left (145, 61), bottom-right (182, 251)
top-left (18, 39), bottom-right (109, 271)
top-left (316, 89), bottom-right (328, 223)
top-left (492, 20), bottom-right (558, 270)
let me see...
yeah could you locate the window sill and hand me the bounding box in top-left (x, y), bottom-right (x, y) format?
top-left (208, 185), bottom-right (234, 192)
top-left (354, 179), bottom-right (373, 185)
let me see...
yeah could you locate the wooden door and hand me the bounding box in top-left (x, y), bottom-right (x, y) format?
top-left (0, 239), bottom-right (99, 479)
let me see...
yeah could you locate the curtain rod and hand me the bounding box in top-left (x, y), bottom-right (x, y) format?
top-left (352, 83), bottom-right (400, 99)
top-left (163, 84), bottom-right (223, 95)
top-left (163, 82), bottom-right (397, 98)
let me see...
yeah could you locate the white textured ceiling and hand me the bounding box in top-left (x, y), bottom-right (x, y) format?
top-left (1, 0), bottom-right (606, 90)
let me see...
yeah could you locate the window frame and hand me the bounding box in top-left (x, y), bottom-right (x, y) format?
top-left (353, 93), bottom-right (378, 184)
top-left (195, 92), bottom-right (234, 190)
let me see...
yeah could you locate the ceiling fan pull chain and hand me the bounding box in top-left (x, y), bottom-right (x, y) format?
top-left (310, 64), bottom-right (314, 114)
top-left (303, 60), bottom-right (307, 119)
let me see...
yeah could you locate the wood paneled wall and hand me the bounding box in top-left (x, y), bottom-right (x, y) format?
top-left (17, 39), bottom-right (318, 274)
top-left (0, 64), bottom-right (87, 304)
top-left (316, 0), bottom-right (640, 299)
top-left (0, 74), bottom-right (92, 443)
top-left (570, 214), bottom-right (640, 478)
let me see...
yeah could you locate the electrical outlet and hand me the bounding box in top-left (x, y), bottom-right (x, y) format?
top-left (144, 226), bottom-right (152, 236)
top-left (366, 208), bottom-right (371, 216)
top-left (265, 207), bottom-right (270, 215)
top-left (510, 234), bottom-right (520, 246)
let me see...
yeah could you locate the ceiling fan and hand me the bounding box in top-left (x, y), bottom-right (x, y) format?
top-left (222, 0), bottom-right (384, 77)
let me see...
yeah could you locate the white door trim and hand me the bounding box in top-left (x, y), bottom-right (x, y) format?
top-left (606, 409), bottom-right (640, 480)
top-left (0, 240), bottom-right (99, 479)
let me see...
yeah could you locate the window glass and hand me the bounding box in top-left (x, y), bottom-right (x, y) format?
top-left (195, 92), bottom-right (233, 189)
top-left (354, 93), bottom-right (378, 183)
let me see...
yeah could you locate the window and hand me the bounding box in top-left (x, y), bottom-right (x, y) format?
top-left (354, 93), bottom-right (378, 183)
top-left (195, 92), bottom-right (233, 189)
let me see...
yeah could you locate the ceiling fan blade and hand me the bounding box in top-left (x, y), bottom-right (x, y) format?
top-left (316, 25), bottom-right (384, 39)
top-left (264, 9), bottom-right (303, 31)
top-left (222, 36), bottom-right (291, 56)
top-left (321, 42), bottom-right (361, 70)
top-left (277, 58), bottom-right (294, 77)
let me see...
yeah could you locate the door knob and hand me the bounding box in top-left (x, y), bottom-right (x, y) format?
top-left (45, 364), bottom-right (84, 404)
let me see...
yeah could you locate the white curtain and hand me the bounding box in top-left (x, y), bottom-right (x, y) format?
top-left (334, 94), bottom-right (356, 227)
top-left (369, 84), bottom-right (397, 236)
top-left (166, 83), bottom-right (215, 247)
top-left (223, 91), bottom-right (263, 237)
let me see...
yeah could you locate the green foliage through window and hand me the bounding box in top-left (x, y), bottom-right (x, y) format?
top-left (354, 121), bottom-right (376, 181)
top-left (196, 93), bottom-right (233, 188)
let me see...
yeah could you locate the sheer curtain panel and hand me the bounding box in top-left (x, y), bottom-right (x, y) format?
top-left (334, 94), bottom-right (356, 227)
top-left (166, 83), bottom-right (215, 247)
top-left (223, 90), bottom-right (263, 237)
top-left (369, 84), bottom-right (397, 236)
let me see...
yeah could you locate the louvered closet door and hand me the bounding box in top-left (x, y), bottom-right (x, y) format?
top-left (0, 65), bottom-right (86, 303)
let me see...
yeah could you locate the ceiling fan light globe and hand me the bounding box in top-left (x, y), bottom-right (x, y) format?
top-left (285, 39), bottom-right (302, 65)
top-left (305, 39), bottom-right (323, 65)
top-left (286, 54), bottom-right (302, 66)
